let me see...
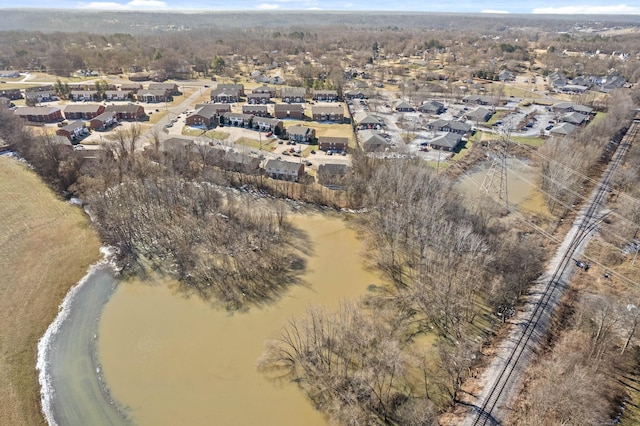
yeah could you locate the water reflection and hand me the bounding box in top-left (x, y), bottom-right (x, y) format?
top-left (98, 213), bottom-right (380, 425)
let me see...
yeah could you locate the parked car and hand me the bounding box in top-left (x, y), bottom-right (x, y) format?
top-left (266, 131), bottom-right (273, 137)
top-left (277, 139), bottom-right (283, 144)
top-left (310, 150), bottom-right (316, 154)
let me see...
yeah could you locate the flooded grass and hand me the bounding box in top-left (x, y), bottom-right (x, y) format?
top-left (98, 213), bottom-right (384, 425)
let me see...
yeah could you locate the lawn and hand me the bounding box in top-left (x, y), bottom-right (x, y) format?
top-left (510, 136), bottom-right (546, 147)
top-left (451, 140), bottom-right (473, 162)
top-left (235, 136), bottom-right (278, 151)
top-left (494, 83), bottom-right (544, 99)
top-left (0, 157), bottom-right (102, 425)
top-left (486, 111), bottom-right (510, 126)
top-left (182, 128), bottom-right (230, 140)
top-left (148, 110), bottom-right (168, 124)
top-left (311, 123), bottom-right (355, 147)
top-left (590, 111), bottom-right (608, 128)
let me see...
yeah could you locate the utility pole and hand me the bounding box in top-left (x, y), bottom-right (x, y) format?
top-left (481, 126), bottom-right (510, 210)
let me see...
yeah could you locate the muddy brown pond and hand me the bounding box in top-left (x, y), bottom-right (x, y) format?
top-left (98, 213), bottom-right (380, 425)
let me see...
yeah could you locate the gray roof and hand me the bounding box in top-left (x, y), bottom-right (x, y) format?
top-left (418, 100), bottom-right (444, 112)
top-left (280, 87), bottom-right (306, 97)
top-left (553, 102), bottom-right (593, 114)
top-left (265, 158), bottom-right (303, 174)
top-left (215, 83), bottom-right (244, 91)
top-left (428, 132), bottom-right (461, 149)
top-left (318, 163), bottom-right (350, 176)
top-left (550, 122), bottom-right (577, 135)
top-left (224, 151), bottom-right (260, 168)
top-left (395, 101), bottom-right (414, 110)
top-left (91, 111), bottom-right (117, 121)
top-left (428, 119), bottom-right (471, 133)
top-left (354, 112), bottom-right (383, 125)
top-left (70, 90), bottom-right (98, 95)
top-left (275, 103), bottom-right (304, 112)
top-left (312, 105), bottom-right (344, 115)
top-left (59, 121), bottom-right (86, 132)
top-left (223, 112), bottom-right (253, 120)
top-left (287, 125), bottom-right (314, 136)
top-left (194, 104), bottom-right (230, 117)
top-left (254, 117), bottom-right (281, 126)
top-left (318, 136), bottom-right (348, 144)
top-left (463, 95), bottom-right (494, 104)
top-left (572, 104), bottom-right (594, 114)
top-left (314, 90), bottom-right (338, 96)
top-left (562, 112), bottom-right (588, 124)
top-left (252, 85), bottom-right (276, 94)
top-left (26, 89), bottom-right (56, 99)
top-left (105, 104), bottom-right (144, 114)
top-left (148, 82), bottom-right (177, 91)
top-left (64, 104), bottom-right (103, 114)
top-left (243, 105), bottom-right (268, 112)
top-left (138, 89), bottom-right (169, 97)
top-left (14, 106), bottom-right (60, 116)
top-left (360, 129), bottom-right (386, 146)
top-left (466, 107), bottom-right (492, 122)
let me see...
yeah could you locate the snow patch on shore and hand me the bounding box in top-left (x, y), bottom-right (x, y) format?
top-left (36, 247), bottom-right (114, 426)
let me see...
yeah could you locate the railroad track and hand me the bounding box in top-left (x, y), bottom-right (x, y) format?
top-left (470, 115), bottom-right (639, 426)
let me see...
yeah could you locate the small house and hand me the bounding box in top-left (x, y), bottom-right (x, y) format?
top-left (264, 159), bottom-right (304, 182)
top-left (287, 125), bottom-right (316, 143)
top-left (312, 105), bottom-right (344, 122)
top-left (318, 136), bottom-right (348, 152)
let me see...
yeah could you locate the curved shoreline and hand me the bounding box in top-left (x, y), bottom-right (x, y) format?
top-left (36, 249), bottom-right (129, 426)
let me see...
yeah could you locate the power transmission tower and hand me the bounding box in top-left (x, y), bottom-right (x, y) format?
top-left (481, 132), bottom-right (510, 210)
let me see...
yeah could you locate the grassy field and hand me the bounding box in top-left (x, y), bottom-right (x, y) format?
top-left (590, 111), bottom-right (608, 127)
top-left (510, 135), bottom-right (546, 147)
top-left (312, 123), bottom-right (355, 146)
top-left (0, 157), bottom-right (102, 425)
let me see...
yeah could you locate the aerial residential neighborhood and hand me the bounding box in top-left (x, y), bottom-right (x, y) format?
top-left (1, 7), bottom-right (640, 426)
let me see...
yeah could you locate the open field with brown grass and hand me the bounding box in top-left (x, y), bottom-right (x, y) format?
top-left (0, 157), bottom-right (101, 425)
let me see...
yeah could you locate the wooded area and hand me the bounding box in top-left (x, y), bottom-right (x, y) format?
top-left (2, 10), bottom-right (640, 424)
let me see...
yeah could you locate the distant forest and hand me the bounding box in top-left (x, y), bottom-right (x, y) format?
top-left (0, 9), bottom-right (639, 34)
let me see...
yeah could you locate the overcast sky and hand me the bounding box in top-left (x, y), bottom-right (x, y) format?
top-left (0, 0), bottom-right (639, 14)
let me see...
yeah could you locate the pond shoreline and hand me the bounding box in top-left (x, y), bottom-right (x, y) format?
top-left (37, 250), bottom-right (129, 426)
